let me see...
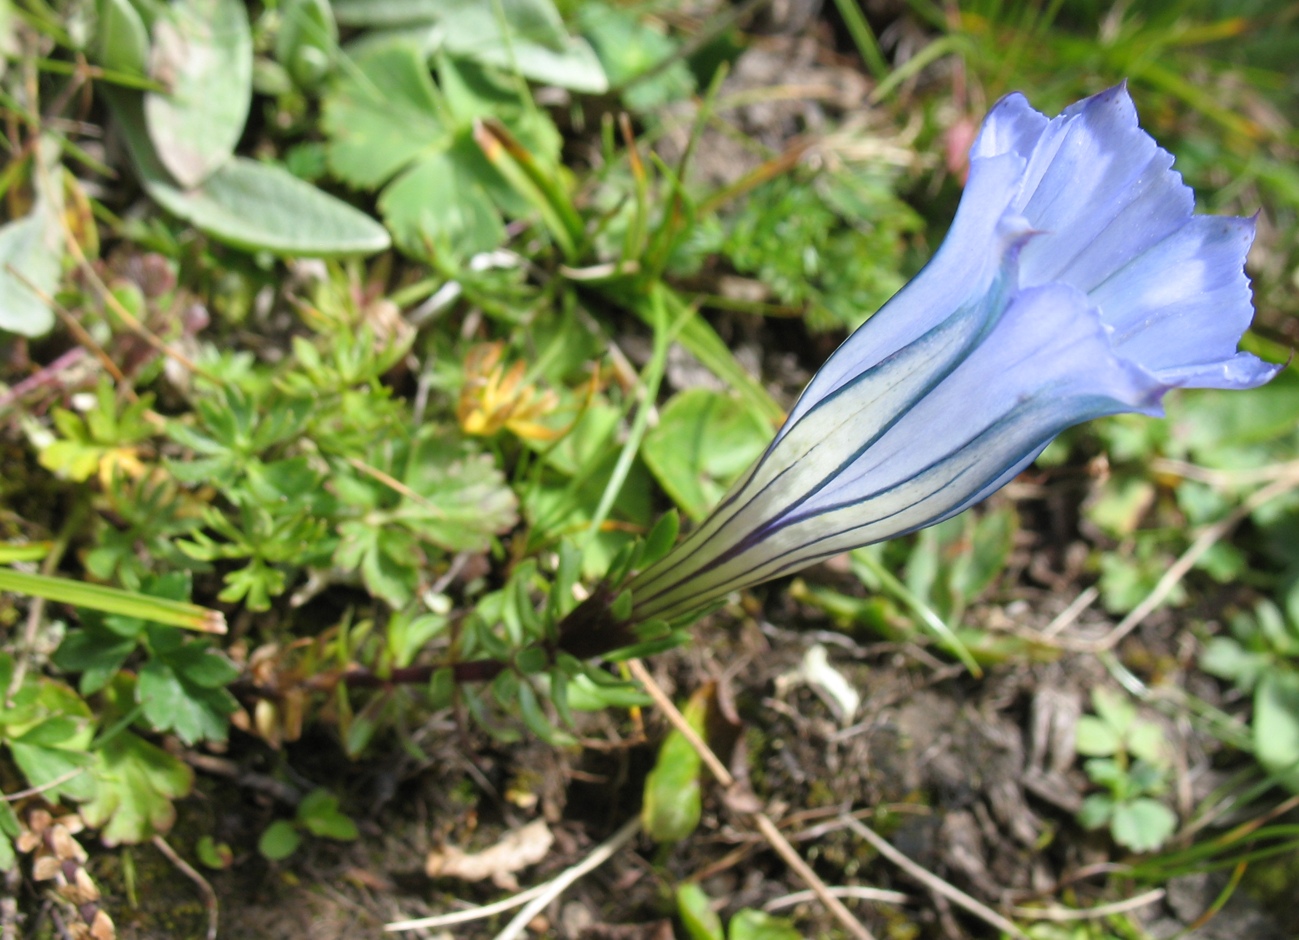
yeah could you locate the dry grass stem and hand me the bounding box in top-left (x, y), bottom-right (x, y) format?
top-left (764, 885), bottom-right (911, 911)
top-left (385, 817), bottom-right (640, 936)
top-left (838, 814), bottom-right (1029, 940)
top-left (1009, 888), bottom-right (1165, 922)
top-left (627, 658), bottom-right (878, 940)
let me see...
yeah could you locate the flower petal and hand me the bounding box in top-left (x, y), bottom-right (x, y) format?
top-left (782, 150), bottom-right (1030, 427)
top-left (1008, 86), bottom-right (1195, 292)
top-left (632, 283), bottom-right (1165, 620)
top-left (1089, 215), bottom-right (1280, 388)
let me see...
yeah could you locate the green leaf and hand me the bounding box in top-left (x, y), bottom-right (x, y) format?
top-left (81, 731), bottom-right (194, 845)
top-left (320, 37), bottom-right (563, 259)
top-left (144, 0), bottom-right (252, 187)
top-left (1110, 798), bottom-right (1176, 852)
top-left (195, 835), bottom-right (233, 869)
top-left (1170, 371), bottom-right (1299, 463)
top-left (322, 40), bottom-right (448, 189)
top-left (331, 0), bottom-right (439, 26)
top-left (1255, 669), bottom-right (1299, 793)
top-left (564, 671), bottom-right (651, 711)
top-left (1125, 721), bottom-right (1168, 768)
top-left (0, 180), bottom-right (61, 338)
top-left (109, 88), bottom-right (391, 256)
top-left (640, 509), bottom-right (680, 568)
top-left (9, 736), bottom-right (96, 802)
top-left (1076, 793), bottom-right (1114, 831)
top-left (0, 802), bottom-right (19, 872)
top-left (1074, 716), bottom-right (1120, 757)
top-left (1, 669), bottom-right (98, 803)
top-left (727, 910), bottom-right (803, 940)
top-left (579, 4), bottom-right (689, 108)
top-left (1200, 636), bottom-right (1268, 693)
top-left (334, 522), bottom-right (416, 608)
top-left (148, 157), bottom-right (391, 257)
top-left (296, 789), bottom-right (359, 841)
top-left (1090, 687), bottom-right (1135, 737)
top-left (1083, 758), bottom-right (1125, 791)
top-left (677, 883), bottom-right (725, 940)
top-left (398, 433), bottom-right (519, 552)
top-left (54, 626), bottom-right (137, 695)
top-left (258, 819), bottom-right (301, 860)
top-left (136, 651), bottom-right (238, 745)
top-left (275, 0), bottom-right (337, 89)
top-left (438, 0), bottom-right (607, 92)
top-left (642, 388), bottom-right (771, 522)
top-left (95, 0), bottom-right (150, 76)
top-left (378, 145), bottom-right (504, 256)
top-left (641, 689), bottom-right (706, 843)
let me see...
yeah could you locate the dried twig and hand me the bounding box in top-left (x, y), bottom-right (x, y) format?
top-left (1009, 888), bottom-right (1164, 922)
top-left (384, 881), bottom-right (550, 932)
top-left (765, 885), bottom-right (911, 912)
top-left (489, 815), bottom-right (642, 940)
top-left (838, 814), bottom-right (1029, 940)
top-left (385, 817), bottom-right (640, 936)
top-left (0, 768), bottom-right (87, 802)
top-left (627, 659), bottom-right (878, 940)
top-left (1095, 468), bottom-right (1299, 652)
top-left (151, 835), bottom-right (217, 940)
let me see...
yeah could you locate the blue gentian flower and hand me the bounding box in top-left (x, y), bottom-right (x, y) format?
top-left (629, 85), bottom-right (1281, 623)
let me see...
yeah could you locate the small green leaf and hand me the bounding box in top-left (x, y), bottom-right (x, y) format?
top-left (1255, 670), bottom-right (1299, 793)
top-left (54, 626), bottom-right (137, 695)
top-left (1201, 636), bottom-right (1267, 692)
top-left (0, 802), bottom-right (19, 872)
top-left (275, 0), bottom-right (337, 89)
top-left (677, 883), bottom-right (724, 940)
top-left (136, 653), bottom-right (238, 746)
top-left (641, 688), bottom-right (708, 843)
top-left (1090, 688), bottom-right (1135, 736)
top-left (1110, 798), bottom-right (1176, 852)
top-left (1073, 715), bottom-right (1120, 757)
top-left (321, 40), bottom-right (448, 189)
top-left (641, 509), bottom-right (680, 568)
top-left (296, 789), bottom-right (359, 841)
top-left (727, 909), bottom-right (803, 940)
top-left (144, 0), bottom-right (252, 187)
top-left (377, 144), bottom-right (505, 257)
top-left (195, 835), bottom-right (233, 869)
top-left (1083, 757), bottom-right (1125, 791)
top-left (1126, 721), bottom-right (1168, 767)
top-left (1076, 793), bottom-right (1114, 831)
top-left (258, 820), bottom-right (301, 860)
top-left (95, 0), bottom-right (150, 76)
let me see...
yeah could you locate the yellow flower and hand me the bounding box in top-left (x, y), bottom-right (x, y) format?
top-left (457, 343), bottom-right (562, 441)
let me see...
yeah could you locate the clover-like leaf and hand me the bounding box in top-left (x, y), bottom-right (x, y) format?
top-left (321, 38), bottom-right (560, 258)
top-left (80, 731), bottom-right (194, 845)
top-left (1110, 798), bottom-right (1177, 853)
top-left (137, 646), bottom-right (239, 746)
